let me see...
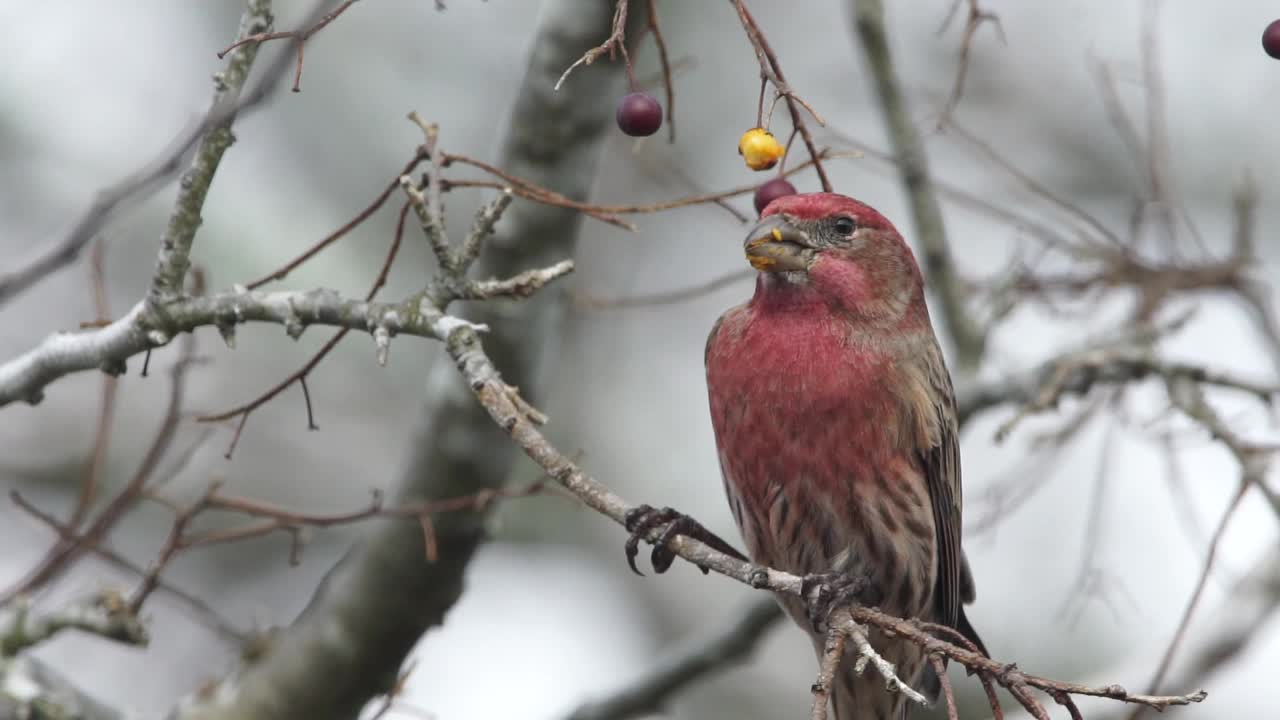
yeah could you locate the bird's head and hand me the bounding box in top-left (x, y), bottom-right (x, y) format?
top-left (744, 192), bottom-right (926, 325)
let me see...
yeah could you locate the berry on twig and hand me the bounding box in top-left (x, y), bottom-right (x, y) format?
top-left (738, 128), bottom-right (784, 171)
top-left (753, 178), bottom-right (797, 215)
top-left (616, 92), bottom-right (663, 137)
top-left (1264, 20), bottom-right (1280, 59)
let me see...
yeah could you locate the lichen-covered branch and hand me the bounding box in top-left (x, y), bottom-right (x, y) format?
top-left (1, 592), bottom-right (148, 658)
top-left (0, 285), bottom-right (533, 408)
top-left (148, 0), bottom-right (274, 300)
top-left (0, 594), bottom-right (147, 720)
top-left (0, 655), bottom-right (124, 720)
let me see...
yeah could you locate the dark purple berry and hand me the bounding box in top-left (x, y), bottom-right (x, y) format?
top-left (616, 92), bottom-right (663, 137)
top-left (753, 178), bottom-right (797, 215)
top-left (1265, 20), bottom-right (1280, 59)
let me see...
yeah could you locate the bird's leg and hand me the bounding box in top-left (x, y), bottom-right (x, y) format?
top-left (623, 504), bottom-right (748, 576)
top-left (801, 571), bottom-right (883, 634)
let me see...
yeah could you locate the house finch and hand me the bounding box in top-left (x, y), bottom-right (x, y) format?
top-left (704, 192), bottom-right (986, 719)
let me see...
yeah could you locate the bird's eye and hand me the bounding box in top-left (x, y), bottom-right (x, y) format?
top-left (833, 216), bottom-right (856, 236)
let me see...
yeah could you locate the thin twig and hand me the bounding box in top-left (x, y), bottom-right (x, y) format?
top-left (10, 491), bottom-right (246, 642)
top-left (148, 0), bottom-right (278, 300)
top-left (574, 268), bottom-right (754, 310)
top-left (935, 0), bottom-right (1004, 127)
top-left (245, 152), bottom-right (426, 289)
top-left (3, 330), bottom-right (200, 602)
top-left (218, 0), bottom-right (364, 92)
top-left (809, 625), bottom-right (848, 720)
top-left (554, 0), bottom-right (631, 91)
top-left (644, 0), bottom-right (676, 142)
top-left (731, 0), bottom-right (831, 192)
top-left (200, 201), bottom-right (411, 456)
top-left (70, 237), bottom-right (118, 529)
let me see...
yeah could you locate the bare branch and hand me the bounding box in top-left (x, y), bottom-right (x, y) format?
top-left (1131, 377), bottom-right (1279, 715)
top-left (731, 0), bottom-right (832, 192)
top-left (565, 599), bottom-right (782, 720)
top-left (3, 329), bottom-right (199, 601)
top-left (1, 591), bottom-right (148, 658)
top-left (850, 0), bottom-right (985, 371)
top-left (218, 0), bottom-right (365, 92)
top-left (935, 0), bottom-right (1004, 127)
top-left (148, 0), bottom-right (275, 300)
top-left (69, 238), bottom-right (118, 530)
top-left (992, 348), bottom-right (1279, 442)
top-left (645, 0), bottom-right (676, 142)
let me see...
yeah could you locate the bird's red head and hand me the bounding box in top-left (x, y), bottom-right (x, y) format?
top-left (759, 192), bottom-right (895, 231)
top-left (744, 192), bottom-right (925, 325)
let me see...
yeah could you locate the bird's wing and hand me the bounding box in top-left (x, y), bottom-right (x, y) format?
top-left (917, 339), bottom-right (964, 631)
top-left (916, 339), bottom-right (988, 655)
top-left (704, 303), bottom-right (748, 366)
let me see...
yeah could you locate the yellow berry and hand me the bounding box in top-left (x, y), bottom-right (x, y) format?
top-left (738, 128), bottom-right (784, 171)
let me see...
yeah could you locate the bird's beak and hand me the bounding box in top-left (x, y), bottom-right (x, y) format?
top-left (744, 215), bottom-right (814, 273)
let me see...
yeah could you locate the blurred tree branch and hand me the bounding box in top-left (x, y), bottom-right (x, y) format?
top-left (0, 656), bottom-right (123, 720)
top-left (565, 598), bottom-right (783, 720)
top-left (851, 0), bottom-right (985, 372)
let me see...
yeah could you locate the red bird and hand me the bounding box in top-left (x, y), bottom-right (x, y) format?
top-left (704, 192), bottom-right (985, 719)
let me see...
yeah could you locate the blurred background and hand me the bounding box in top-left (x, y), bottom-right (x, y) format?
top-left (1, 1), bottom-right (1277, 718)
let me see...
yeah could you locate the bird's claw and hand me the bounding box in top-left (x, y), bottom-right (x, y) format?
top-left (801, 571), bottom-right (880, 634)
top-left (623, 504), bottom-right (748, 576)
top-left (624, 504), bottom-right (671, 576)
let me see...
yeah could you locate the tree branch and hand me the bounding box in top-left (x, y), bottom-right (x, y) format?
top-left (438, 292), bottom-right (1206, 718)
top-left (851, 0), bottom-right (986, 371)
top-left (0, 286), bottom-right (520, 408)
top-left (147, 0), bottom-right (274, 300)
top-left (564, 598), bottom-right (783, 720)
top-left (168, 3), bottom-right (645, 718)
top-left (1, 592), bottom-right (148, 659)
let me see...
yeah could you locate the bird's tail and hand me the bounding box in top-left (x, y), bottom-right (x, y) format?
top-left (916, 608), bottom-right (989, 715)
top-left (957, 606), bottom-right (988, 657)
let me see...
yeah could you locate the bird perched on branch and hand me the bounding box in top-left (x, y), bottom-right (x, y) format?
top-left (701, 192), bottom-right (986, 719)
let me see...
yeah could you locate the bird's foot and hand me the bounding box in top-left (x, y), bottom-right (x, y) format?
top-left (623, 504), bottom-right (747, 576)
top-left (801, 571), bottom-right (881, 634)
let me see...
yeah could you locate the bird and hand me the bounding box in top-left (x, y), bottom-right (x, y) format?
top-left (701, 191), bottom-right (986, 719)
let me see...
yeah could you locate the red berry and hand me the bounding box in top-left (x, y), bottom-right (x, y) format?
top-left (753, 178), bottom-right (797, 215)
top-left (1265, 20), bottom-right (1280, 59)
top-left (616, 92), bottom-right (663, 136)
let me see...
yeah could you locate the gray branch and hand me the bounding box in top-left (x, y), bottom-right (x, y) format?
top-left (957, 347), bottom-right (1280, 430)
top-left (0, 282), bottom-right (573, 408)
top-left (564, 598), bottom-right (783, 720)
top-left (0, 656), bottom-right (125, 720)
top-left (851, 0), bottom-right (986, 371)
top-left (148, 0), bottom-right (273, 299)
top-left (1, 592), bottom-right (148, 659)
top-left (0, 592), bottom-right (148, 720)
